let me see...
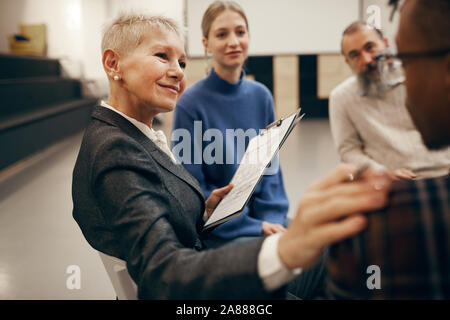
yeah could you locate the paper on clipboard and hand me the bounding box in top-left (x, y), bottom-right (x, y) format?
top-left (203, 109), bottom-right (303, 231)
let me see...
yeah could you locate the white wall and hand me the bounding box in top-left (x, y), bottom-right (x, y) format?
top-left (362, 0), bottom-right (400, 52)
top-left (0, 0), bottom-right (106, 81)
top-left (105, 0), bottom-right (183, 23)
top-left (0, 0), bottom-right (85, 60)
top-left (79, 0), bottom-right (107, 81)
top-left (186, 0), bottom-right (360, 57)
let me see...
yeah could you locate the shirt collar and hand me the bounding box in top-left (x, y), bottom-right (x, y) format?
top-left (99, 101), bottom-right (178, 163)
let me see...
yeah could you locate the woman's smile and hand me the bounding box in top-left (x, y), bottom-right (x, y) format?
top-left (158, 83), bottom-right (180, 95)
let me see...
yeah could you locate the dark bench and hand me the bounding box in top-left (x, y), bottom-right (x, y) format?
top-left (0, 54), bottom-right (98, 170)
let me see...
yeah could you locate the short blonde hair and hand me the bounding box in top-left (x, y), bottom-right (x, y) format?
top-left (101, 13), bottom-right (184, 55)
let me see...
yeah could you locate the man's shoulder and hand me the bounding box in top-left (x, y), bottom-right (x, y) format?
top-left (326, 174), bottom-right (450, 299)
top-left (389, 175), bottom-right (450, 206)
top-left (330, 76), bottom-right (358, 99)
top-left (360, 175), bottom-right (450, 234)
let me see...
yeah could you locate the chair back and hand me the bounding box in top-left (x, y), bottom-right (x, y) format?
top-left (98, 251), bottom-right (137, 300)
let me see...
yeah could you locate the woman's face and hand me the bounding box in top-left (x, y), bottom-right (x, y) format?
top-left (119, 27), bottom-right (187, 114)
top-left (204, 10), bottom-right (249, 72)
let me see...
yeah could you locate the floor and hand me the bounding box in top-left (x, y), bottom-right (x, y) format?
top-left (0, 118), bottom-right (339, 299)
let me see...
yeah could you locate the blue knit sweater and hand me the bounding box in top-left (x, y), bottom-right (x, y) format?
top-left (171, 69), bottom-right (289, 240)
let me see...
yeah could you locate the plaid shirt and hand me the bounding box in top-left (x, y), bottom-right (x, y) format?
top-left (326, 175), bottom-right (450, 299)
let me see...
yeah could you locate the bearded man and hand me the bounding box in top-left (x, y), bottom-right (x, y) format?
top-left (329, 21), bottom-right (450, 180)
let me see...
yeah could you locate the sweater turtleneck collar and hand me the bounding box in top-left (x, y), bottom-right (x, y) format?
top-left (205, 68), bottom-right (245, 94)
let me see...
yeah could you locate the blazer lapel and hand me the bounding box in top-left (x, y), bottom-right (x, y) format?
top-left (148, 148), bottom-right (204, 196)
top-left (91, 106), bottom-right (205, 199)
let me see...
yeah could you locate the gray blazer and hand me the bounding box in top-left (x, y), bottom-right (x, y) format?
top-left (72, 106), bottom-right (281, 299)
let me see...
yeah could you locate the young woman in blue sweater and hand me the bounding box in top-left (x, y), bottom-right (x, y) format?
top-left (172, 1), bottom-right (289, 247)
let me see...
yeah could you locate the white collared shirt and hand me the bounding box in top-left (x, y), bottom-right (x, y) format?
top-left (100, 101), bottom-right (178, 164)
top-left (99, 101), bottom-right (301, 292)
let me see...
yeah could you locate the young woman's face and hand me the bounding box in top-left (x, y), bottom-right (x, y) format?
top-left (204, 10), bottom-right (249, 72)
top-left (119, 27), bottom-right (187, 114)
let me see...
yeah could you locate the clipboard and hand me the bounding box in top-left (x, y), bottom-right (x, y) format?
top-left (202, 108), bottom-right (304, 232)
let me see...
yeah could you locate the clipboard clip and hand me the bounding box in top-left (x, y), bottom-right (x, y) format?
top-left (261, 118), bottom-right (283, 136)
top-left (266, 118), bottom-right (283, 130)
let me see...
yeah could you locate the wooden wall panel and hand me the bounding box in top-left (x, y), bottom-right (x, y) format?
top-left (273, 56), bottom-right (299, 119)
top-left (317, 54), bottom-right (352, 99)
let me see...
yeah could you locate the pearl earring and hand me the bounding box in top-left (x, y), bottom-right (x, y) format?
top-left (113, 75), bottom-right (119, 81)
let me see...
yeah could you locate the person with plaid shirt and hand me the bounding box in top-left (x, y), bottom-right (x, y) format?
top-left (326, 0), bottom-right (450, 299)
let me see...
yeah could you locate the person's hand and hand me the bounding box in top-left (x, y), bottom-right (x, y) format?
top-left (278, 164), bottom-right (392, 270)
top-left (205, 183), bottom-right (233, 218)
top-left (386, 168), bottom-right (417, 180)
top-left (262, 222), bottom-right (287, 235)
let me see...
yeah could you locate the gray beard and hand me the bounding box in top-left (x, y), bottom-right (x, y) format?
top-left (357, 55), bottom-right (404, 98)
top-left (357, 73), bottom-right (394, 98)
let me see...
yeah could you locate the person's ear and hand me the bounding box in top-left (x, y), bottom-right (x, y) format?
top-left (341, 39), bottom-right (350, 66)
top-left (102, 49), bottom-right (120, 80)
top-left (383, 37), bottom-right (389, 49)
top-left (202, 37), bottom-right (209, 54)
